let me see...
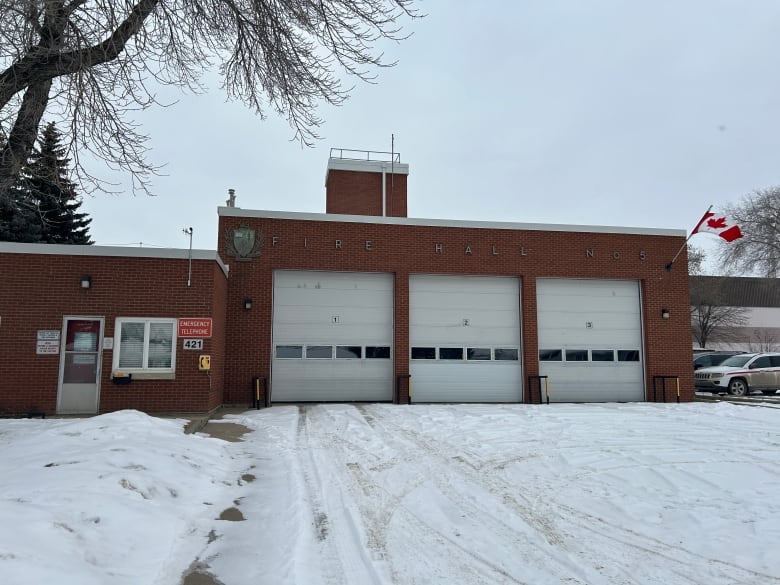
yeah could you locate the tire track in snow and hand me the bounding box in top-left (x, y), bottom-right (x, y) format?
top-left (357, 406), bottom-right (566, 542)
top-left (295, 406), bottom-right (345, 585)
top-left (295, 406), bottom-right (387, 585)
top-left (351, 405), bottom-right (592, 584)
top-left (548, 500), bottom-right (780, 585)
top-left (365, 405), bottom-right (778, 585)
top-left (515, 440), bottom-right (780, 583)
top-left (301, 405), bottom-right (426, 584)
top-left (301, 405), bottom-right (539, 583)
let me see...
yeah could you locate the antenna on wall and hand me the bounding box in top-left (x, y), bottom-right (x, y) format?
top-left (183, 227), bottom-right (193, 287)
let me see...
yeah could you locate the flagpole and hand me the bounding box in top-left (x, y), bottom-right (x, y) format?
top-left (665, 204), bottom-right (712, 271)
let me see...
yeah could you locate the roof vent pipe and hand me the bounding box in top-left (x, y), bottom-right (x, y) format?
top-left (226, 188), bottom-right (236, 207)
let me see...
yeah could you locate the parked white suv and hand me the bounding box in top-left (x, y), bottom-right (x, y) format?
top-left (694, 352), bottom-right (780, 396)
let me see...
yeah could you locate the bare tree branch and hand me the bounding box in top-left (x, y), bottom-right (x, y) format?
top-left (687, 244), bottom-right (706, 275)
top-left (0, 0), bottom-right (420, 196)
top-left (717, 186), bottom-right (780, 277)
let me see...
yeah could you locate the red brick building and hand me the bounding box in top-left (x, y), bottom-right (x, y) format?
top-left (0, 246), bottom-right (227, 415)
top-left (0, 150), bottom-right (693, 415)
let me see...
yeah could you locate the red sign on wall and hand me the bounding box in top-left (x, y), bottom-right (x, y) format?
top-left (178, 318), bottom-right (213, 338)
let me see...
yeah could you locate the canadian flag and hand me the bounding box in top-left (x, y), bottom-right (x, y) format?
top-left (691, 210), bottom-right (744, 242)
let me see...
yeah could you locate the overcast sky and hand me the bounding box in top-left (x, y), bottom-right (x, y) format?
top-left (80, 0), bottom-right (780, 265)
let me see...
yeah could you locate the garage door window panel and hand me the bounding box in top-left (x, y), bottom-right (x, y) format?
top-left (412, 347), bottom-right (436, 360)
top-left (306, 345), bottom-right (333, 359)
top-left (336, 345), bottom-right (362, 359)
top-left (565, 349), bottom-right (588, 362)
top-left (617, 350), bottom-right (640, 362)
top-left (276, 345), bottom-right (303, 358)
top-left (467, 348), bottom-right (491, 361)
top-left (495, 348), bottom-right (519, 361)
top-left (591, 350), bottom-right (615, 362)
top-left (539, 349), bottom-right (562, 361)
top-left (366, 346), bottom-right (391, 359)
top-left (439, 347), bottom-right (464, 360)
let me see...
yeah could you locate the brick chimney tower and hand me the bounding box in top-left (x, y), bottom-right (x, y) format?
top-left (325, 148), bottom-right (410, 217)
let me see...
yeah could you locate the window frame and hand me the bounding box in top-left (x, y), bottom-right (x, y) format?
top-left (438, 347), bottom-right (464, 360)
top-left (305, 345), bottom-right (333, 359)
top-left (276, 345), bottom-right (303, 359)
top-left (494, 348), bottom-right (520, 361)
top-left (335, 345), bottom-right (363, 359)
top-left (565, 349), bottom-right (589, 362)
top-left (467, 347), bottom-right (492, 361)
top-left (274, 344), bottom-right (392, 360)
top-left (617, 349), bottom-right (640, 362)
top-left (411, 346), bottom-right (436, 360)
top-left (539, 349), bottom-right (563, 362)
top-left (365, 346), bottom-right (391, 359)
top-left (112, 318), bottom-right (177, 379)
top-left (591, 349), bottom-right (615, 362)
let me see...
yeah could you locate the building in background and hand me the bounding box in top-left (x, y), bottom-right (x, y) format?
top-left (690, 276), bottom-right (780, 352)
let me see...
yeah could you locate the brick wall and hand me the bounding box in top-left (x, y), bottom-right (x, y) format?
top-left (1, 215), bottom-right (693, 415)
top-left (325, 169), bottom-right (408, 217)
top-left (218, 216), bottom-right (694, 404)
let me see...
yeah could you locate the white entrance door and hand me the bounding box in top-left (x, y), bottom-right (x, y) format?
top-left (57, 317), bottom-right (103, 414)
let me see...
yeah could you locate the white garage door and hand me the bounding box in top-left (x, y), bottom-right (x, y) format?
top-left (410, 275), bottom-right (522, 402)
top-left (536, 278), bottom-right (644, 402)
top-left (272, 270), bottom-right (393, 402)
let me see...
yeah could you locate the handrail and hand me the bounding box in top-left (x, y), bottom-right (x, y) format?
top-left (329, 147), bottom-right (401, 163)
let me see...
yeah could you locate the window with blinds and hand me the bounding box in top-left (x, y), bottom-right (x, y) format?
top-left (114, 318), bottom-right (176, 373)
top-left (148, 322), bottom-right (173, 368)
top-left (118, 322), bottom-right (145, 368)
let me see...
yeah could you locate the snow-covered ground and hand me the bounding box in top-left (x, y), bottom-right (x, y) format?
top-left (2, 402), bottom-right (780, 585)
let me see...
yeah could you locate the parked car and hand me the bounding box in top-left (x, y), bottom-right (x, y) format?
top-left (694, 352), bottom-right (780, 396)
top-left (693, 351), bottom-right (744, 370)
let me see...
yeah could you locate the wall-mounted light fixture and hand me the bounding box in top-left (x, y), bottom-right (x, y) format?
top-left (244, 298), bottom-right (253, 310)
top-left (80, 275), bottom-right (92, 289)
top-left (661, 308), bottom-right (670, 320)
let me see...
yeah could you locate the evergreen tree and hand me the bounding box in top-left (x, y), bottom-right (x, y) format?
top-left (20, 123), bottom-right (92, 245)
top-left (0, 127), bottom-right (42, 242)
top-left (0, 186), bottom-right (42, 242)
